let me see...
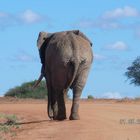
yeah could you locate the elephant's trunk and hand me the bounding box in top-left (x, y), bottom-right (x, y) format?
top-left (32, 73), bottom-right (44, 89)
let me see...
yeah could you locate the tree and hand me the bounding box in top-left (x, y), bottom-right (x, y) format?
top-left (5, 80), bottom-right (47, 99)
top-left (4, 80), bottom-right (70, 99)
top-left (125, 56), bottom-right (140, 86)
top-left (87, 95), bottom-right (94, 99)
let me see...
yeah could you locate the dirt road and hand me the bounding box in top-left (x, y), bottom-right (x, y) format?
top-left (0, 99), bottom-right (140, 140)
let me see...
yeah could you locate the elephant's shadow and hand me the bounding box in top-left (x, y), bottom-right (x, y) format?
top-left (0, 119), bottom-right (50, 126)
top-left (0, 119), bottom-right (69, 126)
top-left (16, 119), bottom-right (50, 125)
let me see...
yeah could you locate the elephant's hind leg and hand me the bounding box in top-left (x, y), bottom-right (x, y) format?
top-left (52, 89), bottom-right (67, 121)
top-left (57, 90), bottom-right (67, 120)
top-left (70, 66), bottom-right (90, 120)
top-left (69, 87), bottom-right (81, 120)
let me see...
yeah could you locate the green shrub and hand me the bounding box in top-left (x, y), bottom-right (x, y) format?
top-left (87, 95), bottom-right (94, 99)
top-left (4, 80), bottom-right (47, 99)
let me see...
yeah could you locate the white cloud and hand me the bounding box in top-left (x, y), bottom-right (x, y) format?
top-left (0, 12), bottom-right (17, 30)
top-left (103, 6), bottom-right (139, 19)
top-left (0, 10), bottom-right (48, 30)
top-left (106, 41), bottom-right (127, 51)
top-left (74, 6), bottom-right (140, 31)
top-left (98, 21), bottom-right (121, 29)
top-left (19, 10), bottom-right (43, 24)
top-left (16, 54), bottom-right (34, 62)
top-left (102, 92), bottom-right (122, 99)
top-left (75, 19), bottom-right (94, 28)
top-left (94, 54), bottom-right (106, 60)
top-left (74, 19), bottom-right (122, 29)
top-left (0, 12), bottom-right (8, 18)
top-left (12, 51), bottom-right (38, 62)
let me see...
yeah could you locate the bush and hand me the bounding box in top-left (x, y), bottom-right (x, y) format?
top-left (4, 80), bottom-right (47, 99)
top-left (87, 95), bottom-right (94, 99)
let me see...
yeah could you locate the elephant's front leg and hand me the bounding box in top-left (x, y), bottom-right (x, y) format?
top-left (69, 87), bottom-right (82, 120)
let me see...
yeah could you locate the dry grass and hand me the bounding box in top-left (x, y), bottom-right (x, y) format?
top-left (0, 113), bottom-right (20, 140)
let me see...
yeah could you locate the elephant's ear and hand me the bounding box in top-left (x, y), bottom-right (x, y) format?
top-left (37, 32), bottom-right (54, 65)
top-left (37, 32), bottom-right (48, 50)
top-left (72, 30), bottom-right (93, 46)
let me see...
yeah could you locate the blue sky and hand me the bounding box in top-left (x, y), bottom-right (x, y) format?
top-left (0, 0), bottom-right (140, 98)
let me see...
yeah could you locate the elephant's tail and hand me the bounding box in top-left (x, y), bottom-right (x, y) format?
top-left (66, 33), bottom-right (80, 90)
top-left (67, 60), bottom-right (79, 90)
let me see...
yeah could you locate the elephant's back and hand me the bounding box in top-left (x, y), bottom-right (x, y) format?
top-left (45, 32), bottom-right (93, 65)
top-left (45, 33), bottom-right (73, 65)
top-left (68, 32), bottom-right (93, 64)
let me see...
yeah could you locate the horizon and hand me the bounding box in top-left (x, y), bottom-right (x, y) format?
top-left (0, 0), bottom-right (140, 98)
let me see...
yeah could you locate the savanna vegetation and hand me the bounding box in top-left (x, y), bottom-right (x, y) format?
top-left (125, 56), bottom-right (140, 86)
top-left (4, 80), bottom-right (47, 99)
top-left (0, 113), bottom-right (20, 139)
top-left (87, 95), bottom-right (94, 99)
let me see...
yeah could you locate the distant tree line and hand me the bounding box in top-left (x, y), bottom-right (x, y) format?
top-left (5, 80), bottom-right (47, 99)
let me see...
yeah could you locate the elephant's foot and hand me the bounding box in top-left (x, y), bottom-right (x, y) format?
top-left (54, 115), bottom-right (67, 121)
top-left (69, 113), bottom-right (80, 120)
top-left (57, 115), bottom-right (67, 121)
top-left (53, 111), bottom-right (67, 121)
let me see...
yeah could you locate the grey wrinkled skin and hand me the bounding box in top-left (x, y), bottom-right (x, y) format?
top-left (36, 30), bottom-right (93, 120)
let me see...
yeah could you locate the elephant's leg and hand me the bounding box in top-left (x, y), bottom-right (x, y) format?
top-left (51, 66), bottom-right (68, 120)
top-left (69, 66), bottom-right (90, 120)
top-left (69, 87), bottom-right (82, 120)
top-left (51, 88), bottom-right (58, 120)
top-left (56, 90), bottom-right (66, 120)
top-left (46, 69), bottom-right (58, 120)
top-left (45, 77), bottom-right (54, 119)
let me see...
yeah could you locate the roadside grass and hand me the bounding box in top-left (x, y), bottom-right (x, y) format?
top-left (0, 114), bottom-right (20, 139)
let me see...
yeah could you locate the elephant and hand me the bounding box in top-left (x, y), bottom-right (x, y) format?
top-left (35, 30), bottom-right (93, 120)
